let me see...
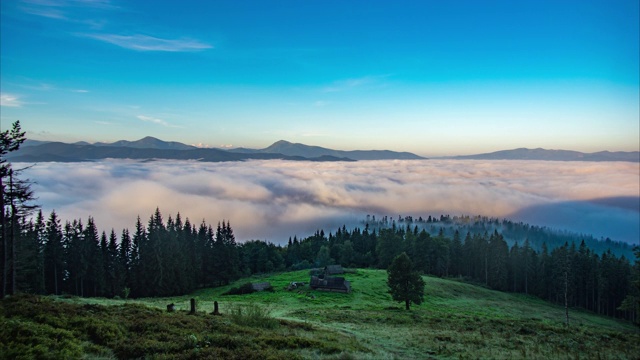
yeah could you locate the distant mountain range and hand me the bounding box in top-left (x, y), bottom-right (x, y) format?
top-left (448, 148), bottom-right (639, 162)
top-left (14, 137), bottom-right (419, 163)
top-left (24, 137), bottom-right (196, 151)
top-left (229, 140), bottom-right (425, 160)
top-left (12, 138), bottom-right (639, 163)
top-left (11, 139), bottom-right (353, 163)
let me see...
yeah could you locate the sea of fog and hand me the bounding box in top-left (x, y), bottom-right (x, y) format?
top-left (18, 159), bottom-right (640, 245)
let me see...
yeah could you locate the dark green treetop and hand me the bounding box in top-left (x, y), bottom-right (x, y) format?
top-left (387, 252), bottom-right (426, 310)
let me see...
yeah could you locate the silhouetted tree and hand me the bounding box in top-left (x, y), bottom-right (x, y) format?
top-left (387, 252), bottom-right (425, 310)
top-left (44, 211), bottom-right (64, 295)
top-left (1, 120), bottom-right (37, 296)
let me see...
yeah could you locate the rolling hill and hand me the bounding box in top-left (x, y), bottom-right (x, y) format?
top-left (450, 147), bottom-right (640, 162)
top-left (4, 269), bottom-right (637, 359)
top-left (7, 141), bottom-right (355, 163)
top-left (230, 140), bottom-right (426, 160)
top-left (92, 136), bottom-right (197, 150)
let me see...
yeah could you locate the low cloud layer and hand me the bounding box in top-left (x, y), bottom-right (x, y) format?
top-left (19, 160), bottom-right (640, 245)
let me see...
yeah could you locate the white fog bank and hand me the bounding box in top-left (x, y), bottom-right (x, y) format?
top-left (19, 159), bottom-right (640, 245)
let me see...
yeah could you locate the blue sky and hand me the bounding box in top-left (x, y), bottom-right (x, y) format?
top-left (1, 0), bottom-right (638, 156)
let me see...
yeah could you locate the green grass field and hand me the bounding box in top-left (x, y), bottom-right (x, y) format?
top-left (3, 269), bottom-right (639, 359)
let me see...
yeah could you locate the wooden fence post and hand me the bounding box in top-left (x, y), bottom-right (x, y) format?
top-left (190, 298), bottom-right (196, 314)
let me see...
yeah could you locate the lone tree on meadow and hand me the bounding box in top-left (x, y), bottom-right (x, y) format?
top-left (387, 252), bottom-right (425, 310)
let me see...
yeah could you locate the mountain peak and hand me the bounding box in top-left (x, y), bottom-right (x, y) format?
top-left (96, 137), bottom-right (196, 150)
top-left (257, 140), bottom-right (424, 160)
top-left (139, 136), bottom-right (162, 142)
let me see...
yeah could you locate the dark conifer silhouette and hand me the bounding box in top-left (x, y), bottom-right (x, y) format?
top-left (387, 252), bottom-right (425, 310)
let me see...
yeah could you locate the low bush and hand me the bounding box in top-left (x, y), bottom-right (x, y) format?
top-left (223, 283), bottom-right (256, 296)
top-left (0, 318), bottom-right (83, 360)
top-left (228, 303), bottom-right (279, 329)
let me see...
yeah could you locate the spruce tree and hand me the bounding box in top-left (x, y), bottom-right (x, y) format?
top-left (44, 211), bottom-right (64, 295)
top-left (387, 252), bottom-right (425, 310)
top-left (1, 120), bottom-right (37, 296)
top-left (119, 228), bottom-right (131, 295)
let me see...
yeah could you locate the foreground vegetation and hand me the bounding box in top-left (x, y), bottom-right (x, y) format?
top-left (1, 293), bottom-right (367, 359)
top-left (3, 269), bottom-right (638, 359)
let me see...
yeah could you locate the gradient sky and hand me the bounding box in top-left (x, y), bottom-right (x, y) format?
top-left (1, 0), bottom-right (638, 156)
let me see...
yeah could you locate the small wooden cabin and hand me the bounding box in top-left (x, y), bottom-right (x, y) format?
top-left (310, 276), bottom-right (351, 293)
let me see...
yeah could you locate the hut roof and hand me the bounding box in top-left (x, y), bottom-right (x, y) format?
top-left (310, 276), bottom-right (351, 293)
top-left (325, 265), bottom-right (344, 275)
top-left (251, 282), bottom-right (272, 291)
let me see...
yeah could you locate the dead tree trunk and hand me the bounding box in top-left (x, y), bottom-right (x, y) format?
top-left (54, 263), bottom-right (58, 295)
top-left (9, 170), bottom-right (16, 295)
top-left (564, 256), bottom-right (570, 327)
top-left (484, 253), bottom-right (488, 286)
top-left (190, 298), bottom-right (196, 314)
top-left (1, 175), bottom-right (6, 297)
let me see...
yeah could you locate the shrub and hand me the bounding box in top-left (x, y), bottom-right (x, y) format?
top-left (223, 283), bottom-right (256, 296)
top-left (0, 318), bottom-right (84, 360)
top-left (228, 303), bottom-right (279, 329)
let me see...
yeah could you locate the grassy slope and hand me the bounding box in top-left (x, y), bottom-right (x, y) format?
top-left (4, 269), bottom-right (638, 359)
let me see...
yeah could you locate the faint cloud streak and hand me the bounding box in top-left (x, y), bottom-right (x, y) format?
top-left (19, 0), bottom-right (116, 20)
top-left (83, 33), bottom-right (212, 52)
top-left (322, 75), bottom-right (389, 93)
top-left (1, 94), bottom-right (23, 107)
top-left (136, 115), bottom-right (180, 128)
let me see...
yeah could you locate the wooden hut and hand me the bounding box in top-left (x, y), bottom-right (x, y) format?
top-left (309, 276), bottom-right (351, 293)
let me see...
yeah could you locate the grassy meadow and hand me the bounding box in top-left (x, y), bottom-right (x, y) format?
top-left (2, 269), bottom-right (639, 359)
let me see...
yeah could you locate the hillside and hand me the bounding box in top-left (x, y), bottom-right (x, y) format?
top-left (450, 147), bottom-right (640, 162)
top-left (15, 137), bottom-right (421, 162)
top-left (229, 140), bottom-right (426, 160)
top-left (93, 136), bottom-right (197, 150)
top-left (6, 142), bottom-right (352, 163)
top-left (4, 269), bottom-right (637, 359)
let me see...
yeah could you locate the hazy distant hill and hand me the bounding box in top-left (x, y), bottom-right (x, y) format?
top-left (16, 138), bottom-right (637, 163)
top-left (22, 139), bottom-right (51, 147)
top-left (92, 136), bottom-right (197, 150)
top-left (7, 142), bottom-right (354, 163)
top-left (451, 148), bottom-right (639, 162)
top-left (229, 140), bottom-right (425, 160)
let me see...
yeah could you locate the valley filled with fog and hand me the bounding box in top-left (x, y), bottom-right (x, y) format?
top-left (20, 159), bottom-right (639, 245)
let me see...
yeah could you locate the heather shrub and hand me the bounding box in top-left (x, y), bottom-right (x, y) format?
top-left (228, 303), bottom-right (279, 329)
top-left (223, 283), bottom-right (256, 295)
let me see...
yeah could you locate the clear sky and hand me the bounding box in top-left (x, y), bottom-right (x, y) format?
top-left (1, 0), bottom-right (638, 156)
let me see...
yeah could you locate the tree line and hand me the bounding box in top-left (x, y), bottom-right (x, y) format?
top-left (3, 212), bottom-right (636, 322)
top-left (7, 208), bottom-right (243, 298)
top-left (365, 214), bottom-right (634, 259)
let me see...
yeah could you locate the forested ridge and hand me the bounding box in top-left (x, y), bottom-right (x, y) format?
top-left (364, 214), bottom-right (635, 259)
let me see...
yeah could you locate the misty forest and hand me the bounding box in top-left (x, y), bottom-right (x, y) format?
top-left (2, 122), bottom-right (639, 359)
top-left (2, 207), bottom-right (638, 320)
